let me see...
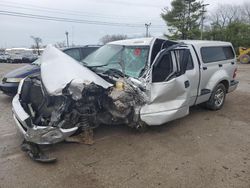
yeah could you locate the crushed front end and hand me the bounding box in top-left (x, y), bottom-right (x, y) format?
top-left (13, 76), bottom-right (147, 144)
top-left (12, 44), bottom-right (148, 162)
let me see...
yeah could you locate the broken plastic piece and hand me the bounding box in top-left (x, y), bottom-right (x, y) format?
top-left (21, 141), bottom-right (56, 163)
top-left (64, 129), bottom-right (95, 145)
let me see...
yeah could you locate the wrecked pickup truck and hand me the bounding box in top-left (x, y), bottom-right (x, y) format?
top-left (12, 37), bottom-right (238, 162)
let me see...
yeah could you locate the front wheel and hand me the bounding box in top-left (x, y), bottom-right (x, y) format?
top-left (134, 120), bottom-right (148, 132)
top-left (205, 83), bottom-right (226, 110)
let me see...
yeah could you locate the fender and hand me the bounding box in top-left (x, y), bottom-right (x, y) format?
top-left (204, 69), bottom-right (230, 92)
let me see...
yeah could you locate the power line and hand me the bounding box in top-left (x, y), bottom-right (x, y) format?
top-left (0, 0), bottom-right (163, 21)
top-left (89, 0), bottom-right (165, 8)
top-left (0, 10), bottom-right (166, 28)
top-left (0, 3), bottom-right (157, 21)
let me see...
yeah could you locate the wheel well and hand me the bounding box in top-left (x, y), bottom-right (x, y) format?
top-left (220, 80), bottom-right (229, 92)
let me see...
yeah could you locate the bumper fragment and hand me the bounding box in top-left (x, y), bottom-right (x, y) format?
top-left (0, 82), bottom-right (18, 95)
top-left (12, 94), bottom-right (78, 145)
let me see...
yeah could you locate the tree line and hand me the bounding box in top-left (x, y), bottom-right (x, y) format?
top-left (161, 0), bottom-right (250, 53)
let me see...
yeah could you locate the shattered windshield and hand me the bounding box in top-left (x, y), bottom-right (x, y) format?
top-left (82, 44), bottom-right (149, 78)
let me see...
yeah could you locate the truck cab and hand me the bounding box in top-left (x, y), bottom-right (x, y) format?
top-left (139, 38), bottom-right (238, 125)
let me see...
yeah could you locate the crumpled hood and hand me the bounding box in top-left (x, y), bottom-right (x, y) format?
top-left (4, 64), bottom-right (39, 78)
top-left (41, 45), bottom-right (112, 95)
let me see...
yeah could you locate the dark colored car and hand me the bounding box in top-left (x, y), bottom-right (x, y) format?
top-left (0, 45), bottom-right (100, 96)
top-left (21, 55), bottom-right (38, 64)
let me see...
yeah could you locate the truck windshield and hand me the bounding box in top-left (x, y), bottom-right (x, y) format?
top-left (82, 44), bottom-right (149, 78)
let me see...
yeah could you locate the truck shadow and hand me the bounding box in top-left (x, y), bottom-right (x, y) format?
top-left (38, 105), bottom-right (209, 163)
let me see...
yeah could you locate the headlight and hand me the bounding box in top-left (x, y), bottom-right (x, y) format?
top-left (6, 78), bottom-right (23, 83)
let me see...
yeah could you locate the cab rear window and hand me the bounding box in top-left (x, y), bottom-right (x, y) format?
top-left (201, 46), bottom-right (235, 63)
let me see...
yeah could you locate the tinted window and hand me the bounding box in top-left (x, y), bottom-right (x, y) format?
top-left (152, 53), bottom-right (173, 82)
top-left (223, 46), bottom-right (235, 59)
top-left (201, 46), bottom-right (235, 63)
top-left (186, 54), bottom-right (194, 70)
top-left (174, 50), bottom-right (194, 71)
top-left (81, 47), bottom-right (98, 59)
top-left (64, 49), bottom-right (81, 61)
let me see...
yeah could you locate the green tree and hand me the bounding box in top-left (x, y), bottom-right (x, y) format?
top-left (203, 22), bottom-right (250, 53)
top-left (223, 22), bottom-right (250, 52)
top-left (161, 0), bottom-right (203, 40)
top-left (202, 3), bottom-right (250, 52)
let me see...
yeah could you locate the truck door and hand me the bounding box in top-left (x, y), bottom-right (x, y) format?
top-left (140, 49), bottom-right (192, 126)
top-left (173, 47), bottom-right (200, 106)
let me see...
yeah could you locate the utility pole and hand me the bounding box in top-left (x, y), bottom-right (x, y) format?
top-left (65, 31), bottom-right (69, 47)
top-left (200, 4), bottom-right (209, 40)
top-left (145, 23), bottom-right (151, 37)
top-left (184, 0), bottom-right (191, 39)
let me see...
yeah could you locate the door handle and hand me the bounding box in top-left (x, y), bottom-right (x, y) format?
top-left (218, 64), bottom-right (223, 67)
top-left (203, 67), bottom-right (207, 70)
top-left (231, 62), bottom-right (235, 65)
top-left (184, 80), bottom-right (190, 88)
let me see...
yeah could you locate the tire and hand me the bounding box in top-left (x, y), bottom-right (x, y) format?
top-left (135, 120), bottom-right (148, 133)
top-left (205, 83), bottom-right (226, 110)
top-left (239, 54), bottom-right (250, 64)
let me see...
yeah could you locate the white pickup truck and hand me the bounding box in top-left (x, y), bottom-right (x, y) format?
top-left (12, 37), bottom-right (238, 162)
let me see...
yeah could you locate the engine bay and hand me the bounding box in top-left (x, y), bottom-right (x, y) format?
top-left (19, 74), bottom-right (147, 134)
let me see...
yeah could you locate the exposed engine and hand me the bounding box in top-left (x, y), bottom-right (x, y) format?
top-left (19, 75), bottom-right (147, 133)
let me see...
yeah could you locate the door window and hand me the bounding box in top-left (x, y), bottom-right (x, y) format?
top-left (201, 46), bottom-right (235, 63)
top-left (152, 52), bottom-right (173, 83)
top-left (174, 49), bottom-right (194, 71)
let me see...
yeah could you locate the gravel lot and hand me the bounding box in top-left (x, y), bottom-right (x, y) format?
top-left (0, 63), bottom-right (250, 188)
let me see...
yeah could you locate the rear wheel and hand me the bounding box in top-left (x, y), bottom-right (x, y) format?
top-left (205, 83), bottom-right (226, 110)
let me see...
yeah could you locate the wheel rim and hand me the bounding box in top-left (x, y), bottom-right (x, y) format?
top-left (240, 54), bottom-right (250, 64)
top-left (214, 88), bottom-right (224, 107)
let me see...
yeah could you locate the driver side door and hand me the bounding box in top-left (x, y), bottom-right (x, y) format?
top-left (140, 49), bottom-right (192, 126)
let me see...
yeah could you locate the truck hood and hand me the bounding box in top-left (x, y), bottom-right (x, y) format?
top-left (40, 45), bottom-right (112, 96)
top-left (4, 64), bottom-right (40, 78)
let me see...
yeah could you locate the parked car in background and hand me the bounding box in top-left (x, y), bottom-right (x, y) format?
top-left (0, 53), bottom-right (10, 63)
top-left (11, 37), bottom-right (238, 162)
top-left (0, 45), bottom-right (101, 95)
top-left (22, 54), bottom-right (39, 64)
top-left (5, 48), bottom-right (44, 64)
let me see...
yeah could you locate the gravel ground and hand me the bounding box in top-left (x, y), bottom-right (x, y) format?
top-left (0, 63), bottom-right (249, 188)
